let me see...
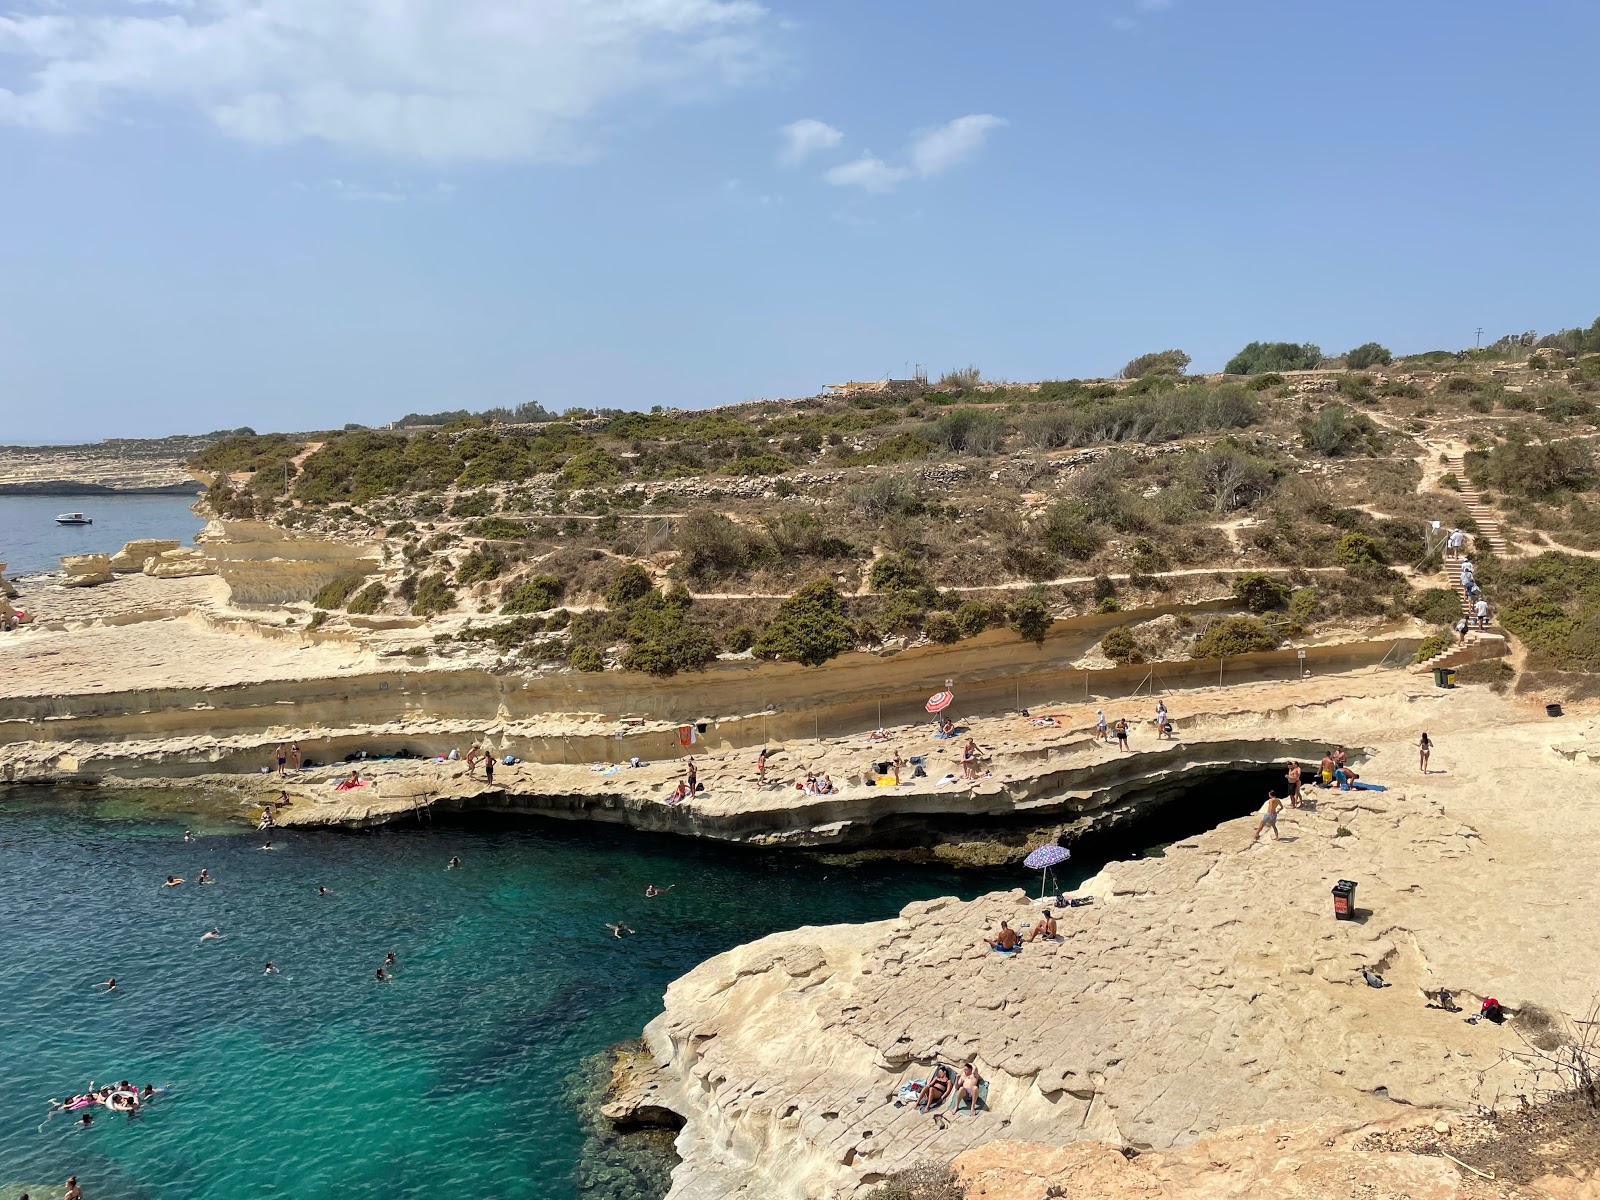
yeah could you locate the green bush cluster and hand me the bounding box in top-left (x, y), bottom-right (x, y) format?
top-left (411, 573), bottom-right (457, 617)
top-left (1232, 572), bottom-right (1291, 613)
top-left (1190, 615), bottom-right (1279, 658)
top-left (346, 581), bottom-right (387, 615)
top-left (1100, 625), bottom-right (1144, 664)
top-left (1466, 433), bottom-right (1594, 499)
top-left (618, 588), bottom-right (719, 676)
top-left (1224, 341), bottom-right (1323, 375)
top-left (1345, 342), bottom-right (1393, 370)
top-left (1009, 590), bottom-right (1054, 645)
top-left (1412, 633), bottom-right (1452, 664)
top-left (1409, 587), bottom-right (1464, 626)
top-left (455, 547), bottom-right (508, 586)
top-left (501, 574), bottom-right (565, 614)
top-left (1122, 349), bottom-right (1190, 379)
top-left (312, 573), bottom-right (369, 610)
top-left (754, 579), bottom-right (856, 666)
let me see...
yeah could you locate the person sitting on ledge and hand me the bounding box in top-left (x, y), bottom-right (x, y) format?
top-left (984, 921), bottom-right (1021, 952)
top-left (1026, 910), bottom-right (1058, 941)
top-left (666, 780), bottom-right (689, 805)
top-left (953, 1063), bottom-right (982, 1116)
top-left (916, 1065), bottom-right (954, 1113)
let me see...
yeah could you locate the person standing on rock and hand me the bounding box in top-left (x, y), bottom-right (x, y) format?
top-left (465, 744), bottom-right (481, 777)
top-left (1250, 792), bottom-right (1283, 845)
top-left (685, 757), bottom-right (697, 795)
top-left (289, 742), bottom-right (302, 771)
top-left (1113, 718), bottom-right (1130, 752)
top-left (484, 756), bottom-right (495, 787)
top-left (273, 743), bottom-right (288, 778)
top-left (1095, 709), bottom-right (1108, 743)
top-left (1285, 761), bottom-right (1303, 808)
top-left (756, 749), bottom-right (768, 787)
top-left (1417, 732), bottom-right (1433, 773)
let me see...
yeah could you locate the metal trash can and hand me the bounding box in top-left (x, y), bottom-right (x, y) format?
top-left (1433, 668), bottom-right (1456, 688)
top-left (1547, 703), bottom-right (1564, 718)
top-left (1332, 879), bottom-right (1357, 920)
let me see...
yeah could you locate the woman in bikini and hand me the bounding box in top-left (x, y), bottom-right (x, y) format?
top-left (916, 1065), bottom-right (953, 1113)
top-left (1416, 732), bottom-right (1432, 773)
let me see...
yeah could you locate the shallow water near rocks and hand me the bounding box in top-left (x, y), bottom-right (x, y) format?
top-left (0, 494), bottom-right (207, 577)
top-left (0, 790), bottom-right (1035, 1199)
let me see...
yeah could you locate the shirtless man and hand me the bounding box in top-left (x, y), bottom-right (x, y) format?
top-left (97, 978), bottom-right (117, 993)
top-left (1251, 792), bottom-right (1283, 844)
top-left (984, 922), bottom-right (1020, 952)
top-left (263, 962), bottom-right (278, 974)
top-left (607, 922), bottom-right (634, 940)
top-left (954, 1063), bottom-right (982, 1115)
top-left (163, 875), bottom-right (185, 888)
top-left (65, 1177), bottom-right (84, 1198)
top-left (274, 743), bottom-right (288, 778)
top-left (1285, 761), bottom-right (1303, 808)
top-left (645, 884), bottom-right (675, 897)
top-left (465, 743), bottom-right (481, 777)
top-left (200, 925), bottom-right (223, 942)
top-left (961, 738), bottom-right (988, 780)
top-left (1319, 751), bottom-right (1336, 786)
top-left (1026, 910), bottom-right (1057, 941)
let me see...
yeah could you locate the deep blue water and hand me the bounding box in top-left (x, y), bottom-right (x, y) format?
top-left (0, 495), bottom-right (205, 577)
top-left (0, 792), bottom-right (1035, 1200)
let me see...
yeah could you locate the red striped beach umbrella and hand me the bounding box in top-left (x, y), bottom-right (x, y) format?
top-left (925, 690), bottom-right (954, 714)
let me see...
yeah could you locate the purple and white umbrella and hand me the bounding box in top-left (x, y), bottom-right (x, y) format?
top-left (1023, 843), bottom-right (1070, 898)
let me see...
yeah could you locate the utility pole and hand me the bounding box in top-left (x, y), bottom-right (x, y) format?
top-left (1475, 327), bottom-right (1484, 349)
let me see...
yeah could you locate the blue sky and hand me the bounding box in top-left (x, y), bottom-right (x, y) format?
top-left (2, 0), bottom-right (1597, 442)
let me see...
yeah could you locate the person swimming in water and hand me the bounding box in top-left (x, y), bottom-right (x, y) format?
top-left (260, 841), bottom-right (274, 851)
top-left (200, 926), bottom-right (222, 942)
top-left (197, 868), bottom-right (212, 885)
top-left (447, 856), bottom-right (461, 870)
top-left (606, 922), bottom-right (634, 939)
top-left (163, 875), bottom-right (184, 887)
top-left (645, 884), bottom-right (675, 897)
top-left (318, 885), bottom-right (330, 896)
top-left (374, 968), bottom-right (389, 982)
top-left (383, 952), bottom-right (396, 968)
top-left (97, 978), bottom-right (116, 993)
top-left (263, 962), bottom-right (278, 974)
top-left (183, 829), bottom-right (192, 842)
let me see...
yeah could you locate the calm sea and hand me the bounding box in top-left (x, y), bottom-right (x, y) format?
top-left (0, 792), bottom-right (1036, 1200)
top-left (0, 495), bottom-right (206, 577)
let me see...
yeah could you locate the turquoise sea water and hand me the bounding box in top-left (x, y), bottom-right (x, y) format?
top-left (0, 792), bottom-right (1036, 1200)
top-left (0, 495), bottom-right (206, 577)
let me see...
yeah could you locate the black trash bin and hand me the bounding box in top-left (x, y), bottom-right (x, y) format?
top-left (1332, 879), bottom-right (1358, 920)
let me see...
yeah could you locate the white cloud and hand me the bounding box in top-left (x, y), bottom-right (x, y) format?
top-left (825, 114), bottom-right (1005, 193)
top-left (907, 114), bottom-right (1007, 177)
top-left (823, 154), bottom-right (909, 194)
top-left (0, 0), bottom-right (773, 163)
top-left (776, 117), bottom-right (842, 165)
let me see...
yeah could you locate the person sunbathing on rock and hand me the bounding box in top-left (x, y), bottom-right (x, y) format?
top-left (984, 922), bottom-right (1020, 952)
top-left (1026, 910), bottom-right (1057, 941)
top-left (916, 1065), bottom-right (954, 1113)
top-left (953, 1063), bottom-right (982, 1115)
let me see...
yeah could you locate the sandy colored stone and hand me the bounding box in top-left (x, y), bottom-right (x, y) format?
top-left (143, 546), bottom-right (215, 578)
top-left (59, 552), bottom-right (112, 587)
top-left (643, 715), bottom-right (1600, 1199)
top-left (110, 538), bottom-right (181, 572)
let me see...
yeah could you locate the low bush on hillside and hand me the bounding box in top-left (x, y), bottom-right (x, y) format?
top-left (313, 573), bottom-right (368, 610)
top-left (1123, 348), bottom-right (1191, 378)
top-left (1494, 553), bottom-right (1600, 671)
top-left (1345, 342), bottom-right (1393, 369)
top-left (1412, 633), bottom-right (1452, 664)
top-left (754, 579), bottom-right (856, 666)
top-left (1100, 625), bottom-right (1144, 664)
top-left (1409, 587), bottom-right (1464, 626)
top-left (1190, 615), bottom-right (1279, 658)
top-left (411, 573), bottom-right (457, 617)
top-left (1466, 434), bottom-right (1595, 499)
top-left (1232, 572), bottom-right (1291, 613)
top-left (346, 581), bottom-right (387, 615)
top-left (1225, 341), bottom-right (1322, 375)
top-left (455, 547), bottom-right (508, 586)
top-left (501, 574), bottom-right (565, 614)
top-left (1009, 590), bottom-right (1054, 644)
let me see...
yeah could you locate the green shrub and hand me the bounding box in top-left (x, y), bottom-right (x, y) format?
top-left (1345, 342), bottom-right (1393, 370)
top-left (728, 452), bottom-right (794, 477)
top-left (1190, 615), bottom-right (1279, 658)
top-left (1100, 625), bottom-right (1144, 664)
top-left (307, 610), bottom-right (328, 631)
top-left (1096, 595), bottom-right (1120, 613)
top-left (934, 408), bottom-right (1008, 455)
top-left (1123, 349), bottom-right (1190, 379)
top-left (1232, 572), bottom-right (1291, 613)
top-left (1412, 633), bottom-right (1451, 664)
top-left (604, 564), bottom-right (655, 607)
top-left (727, 624), bottom-right (758, 653)
top-left (676, 509), bottom-right (764, 579)
top-left (411, 573), bottom-right (457, 617)
top-left (1248, 372), bottom-right (1284, 391)
top-left (384, 520), bottom-right (415, 538)
top-left (347, 581), bottom-right (386, 615)
top-left (869, 554), bottom-right (930, 594)
top-left (754, 579), bottom-right (857, 666)
top-left (1303, 404), bottom-right (1380, 456)
top-left (1468, 434), bottom-right (1594, 498)
top-left (1440, 472), bottom-right (1460, 490)
top-left (954, 600), bottom-right (994, 637)
top-left (1445, 376), bottom-right (1478, 394)
top-left (561, 449), bottom-right (621, 487)
top-left (765, 512), bottom-right (851, 560)
top-left (450, 491), bottom-right (494, 518)
top-left (569, 643), bottom-right (606, 672)
top-left (455, 547), bottom-right (507, 586)
top-left (880, 592), bottom-right (927, 635)
top-left (845, 431), bottom-right (935, 466)
top-left (1224, 341), bottom-right (1322, 375)
top-left (468, 517), bottom-right (533, 540)
top-left (922, 612), bottom-right (962, 643)
top-left (1409, 587), bottom-right (1464, 626)
top-left (1009, 591), bottom-right (1054, 644)
top-left (501, 574), bottom-right (565, 614)
top-left (1336, 531), bottom-right (1386, 567)
top-left (313, 573), bottom-right (368, 610)
top-left (1288, 587), bottom-right (1318, 627)
top-left (850, 473), bottom-right (924, 518)
top-left (1042, 502), bottom-right (1103, 560)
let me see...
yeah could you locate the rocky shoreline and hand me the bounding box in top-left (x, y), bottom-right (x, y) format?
top-left (623, 710), bottom-right (1600, 1198)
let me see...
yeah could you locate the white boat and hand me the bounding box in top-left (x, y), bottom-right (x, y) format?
top-left (54, 512), bottom-right (93, 525)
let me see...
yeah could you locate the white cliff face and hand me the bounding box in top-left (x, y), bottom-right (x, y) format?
top-left (204, 519), bottom-right (380, 605)
top-left (644, 722), bottom-right (1600, 1198)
